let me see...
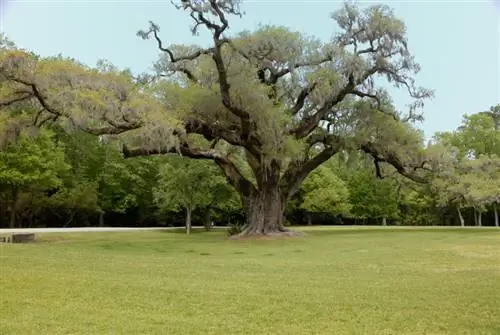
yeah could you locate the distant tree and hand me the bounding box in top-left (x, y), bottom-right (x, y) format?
top-left (0, 114), bottom-right (70, 227)
top-left (299, 163), bottom-right (351, 225)
top-left (153, 156), bottom-right (237, 234)
top-left (347, 167), bottom-right (400, 225)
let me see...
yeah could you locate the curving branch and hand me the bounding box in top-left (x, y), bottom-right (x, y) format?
top-left (139, 1), bottom-right (253, 145)
top-left (359, 141), bottom-right (427, 184)
top-left (184, 117), bottom-right (261, 157)
top-left (280, 133), bottom-right (342, 199)
top-left (290, 83), bottom-right (317, 115)
top-left (0, 92), bottom-right (32, 108)
top-left (123, 140), bottom-right (256, 197)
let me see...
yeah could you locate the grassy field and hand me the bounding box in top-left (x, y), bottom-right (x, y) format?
top-left (1, 227), bottom-right (499, 334)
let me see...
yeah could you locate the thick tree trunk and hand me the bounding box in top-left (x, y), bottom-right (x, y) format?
top-left (307, 213), bottom-right (312, 226)
top-left (239, 184), bottom-right (288, 236)
top-left (382, 217), bottom-right (387, 226)
top-left (457, 207), bottom-right (465, 227)
top-left (185, 207), bottom-right (192, 235)
top-left (477, 211), bottom-right (482, 227)
top-left (494, 204), bottom-right (499, 228)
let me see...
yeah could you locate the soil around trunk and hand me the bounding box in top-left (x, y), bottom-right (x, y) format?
top-left (229, 229), bottom-right (305, 240)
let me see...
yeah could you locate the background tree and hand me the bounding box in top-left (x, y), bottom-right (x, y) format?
top-left (0, 114), bottom-right (70, 227)
top-left (153, 156), bottom-right (237, 234)
top-left (299, 163), bottom-right (351, 225)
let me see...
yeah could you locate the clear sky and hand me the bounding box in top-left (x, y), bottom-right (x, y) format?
top-left (1, 0), bottom-right (499, 139)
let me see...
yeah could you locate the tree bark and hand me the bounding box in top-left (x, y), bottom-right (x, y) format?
top-left (239, 182), bottom-right (289, 236)
top-left (185, 207), bottom-right (192, 235)
top-left (382, 217), bottom-right (387, 226)
top-left (494, 204), bottom-right (499, 228)
top-left (477, 210), bottom-right (482, 227)
top-left (457, 207), bottom-right (465, 227)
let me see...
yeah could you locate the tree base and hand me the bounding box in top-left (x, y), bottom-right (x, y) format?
top-left (229, 228), bottom-right (305, 240)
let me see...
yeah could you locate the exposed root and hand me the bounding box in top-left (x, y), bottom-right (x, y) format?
top-left (229, 229), bottom-right (305, 240)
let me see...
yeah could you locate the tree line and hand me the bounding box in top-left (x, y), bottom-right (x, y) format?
top-left (1, 106), bottom-right (498, 229)
top-left (0, 1), bottom-right (498, 234)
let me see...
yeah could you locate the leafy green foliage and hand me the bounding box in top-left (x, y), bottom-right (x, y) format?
top-left (0, 127), bottom-right (69, 189)
top-left (300, 164), bottom-right (351, 217)
top-left (347, 168), bottom-right (399, 222)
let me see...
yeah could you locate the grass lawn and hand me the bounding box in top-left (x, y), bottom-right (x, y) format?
top-left (1, 227), bottom-right (500, 334)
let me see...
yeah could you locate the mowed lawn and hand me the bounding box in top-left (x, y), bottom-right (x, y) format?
top-left (1, 227), bottom-right (500, 334)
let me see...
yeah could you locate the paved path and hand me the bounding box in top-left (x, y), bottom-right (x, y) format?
top-left (0, 227), bottom-right (221, 234)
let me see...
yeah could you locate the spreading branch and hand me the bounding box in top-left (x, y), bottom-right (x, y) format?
top-left (123, 141), bottom-right (256, 197)
top-left (184, 118), bottom-right (261, 157)
top-left (281, 133), bottom-right (342, 199)
top-left (138, 1), bottom-right (254, 146)
top-left (360, 141), bottom-right (427, 183)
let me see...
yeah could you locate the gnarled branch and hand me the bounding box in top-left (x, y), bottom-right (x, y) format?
top-left (281, 133), bottom-right (342, 199)
top-left (123, 141), bottom-right (256, 197)
top-left (360, 141), bottom-right (427, 184)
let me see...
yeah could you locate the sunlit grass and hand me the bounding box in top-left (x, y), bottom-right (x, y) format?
top-left (1, 227), bottom-right (499, 334)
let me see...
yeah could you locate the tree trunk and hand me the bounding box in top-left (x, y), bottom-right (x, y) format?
top-left (9, 187), bottom-right (18, 229)
top-left (382, 217), bottom-right (387, 226)
top-left (457, 207), bottom-right (465, 227)
top-left (98, 212), bottom-right (104, 227)
top-left (185, 207), bottom-right (192, 235)
top-left (494, 204), bottom-right (499, 228)
top-left (473, 207), bottom-right (479, 226)
top-left (307, 213), bottom-right (312, 226)
top-left (477, 210), bottom-right (482, 227)
top-left (204, 209), bottom-right (211, 231)
top-left (238, 182), bottom-right (291, 236)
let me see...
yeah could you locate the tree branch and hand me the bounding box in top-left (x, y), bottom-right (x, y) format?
top-left (123, 141), bottom-right (256, 197)
top-left (281, 134), bottom-right (342, 199)
top-left (359, 141), bottom-right (427, 184)
top-left (290, 83), bottom-right (317, 115)
top-left (268, 56), bottom-right (332, 85)
top-left (0, 92), bottom-right (32, 107)
top-left (350, 89), bottom-right (398, 121)
top-left (139, 2), bottom-right (253, 143)
top-left (290, 67), bottom-right (379, 139)
top-left (184, 118), bottom-right (261, 158)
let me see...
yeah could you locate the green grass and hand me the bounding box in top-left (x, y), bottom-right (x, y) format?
top-left (1, 227), bottom-right (500, 334)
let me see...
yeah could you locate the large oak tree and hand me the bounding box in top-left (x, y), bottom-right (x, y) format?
top-left (0, 1), bottom-right (433, 236)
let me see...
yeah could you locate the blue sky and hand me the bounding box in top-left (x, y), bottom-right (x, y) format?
top-left (1, 0), bottom-right (499, 139)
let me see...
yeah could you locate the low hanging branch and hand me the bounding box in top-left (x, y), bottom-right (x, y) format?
top-left (359, 141), bottom-right (427, 184)
top-left (123, 140), bottom-right (256, 197)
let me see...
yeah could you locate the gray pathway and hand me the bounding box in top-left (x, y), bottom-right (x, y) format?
top-left (0, 227), bottom-right (217, 234)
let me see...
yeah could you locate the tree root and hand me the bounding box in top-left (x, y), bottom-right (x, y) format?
top-left (229, 227), bottom-right (305, 240)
